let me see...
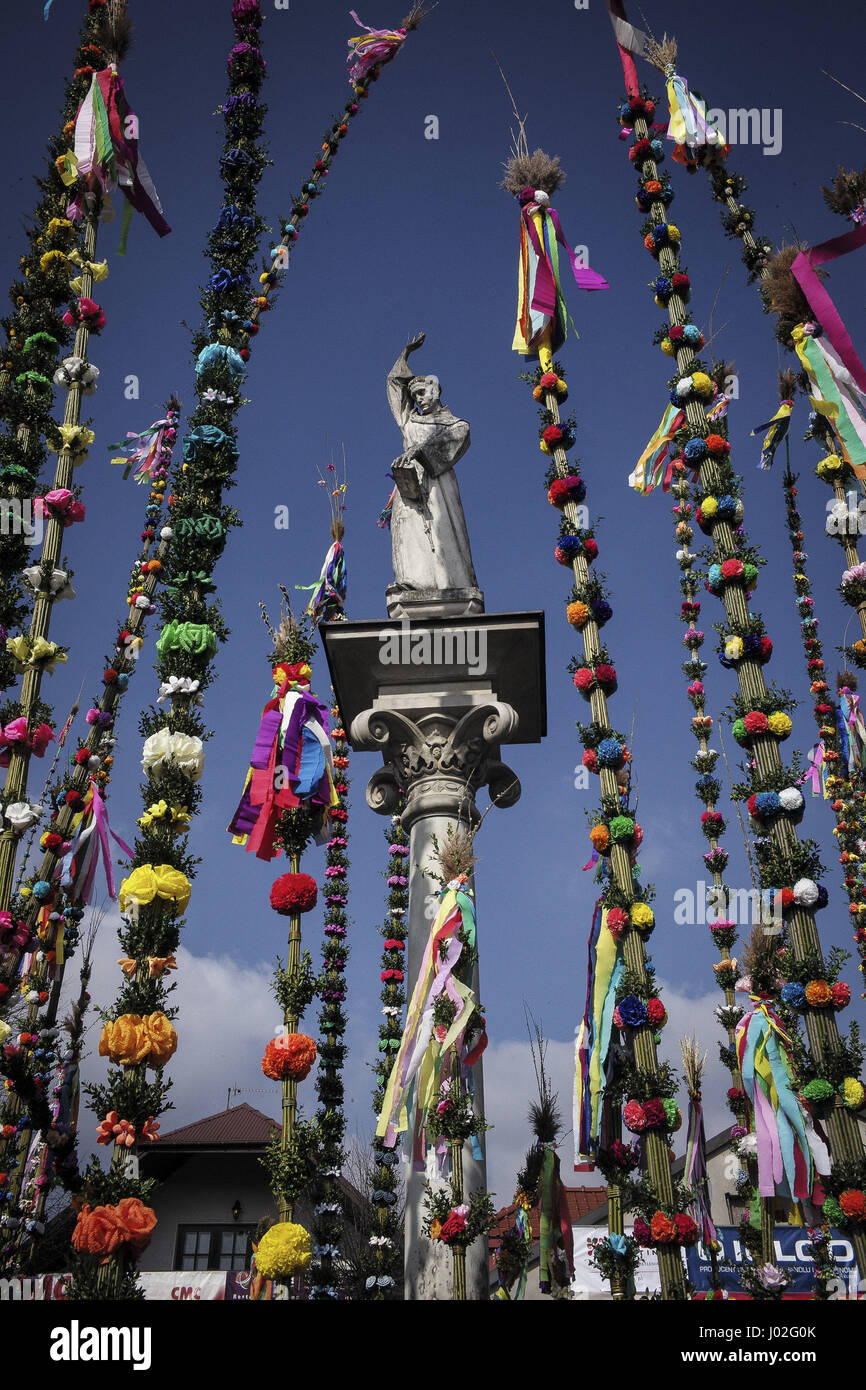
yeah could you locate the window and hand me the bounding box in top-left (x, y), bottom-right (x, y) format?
top-left (175, 1225), bottom-right (254, 1271)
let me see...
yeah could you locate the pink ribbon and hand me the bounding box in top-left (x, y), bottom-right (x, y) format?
top-left (791, 225), bottom-right (866, 395)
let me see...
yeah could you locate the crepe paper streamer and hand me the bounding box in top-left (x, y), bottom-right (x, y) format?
top-left (377, 486), bottom-right (395, 530)
top-left (68, 68), bottom-right (170, 237)
top-left (516, 198), bottom-right (609, 354)
top-left (752, 400), bottom-right (793, 470)
top-left (706, 392), bottom-right (730, 424)
top-left (376, 885), bottom-right (484, 1158)
top-left (295, 540), bottom-right (347, 628)
top-left (513, 197), bottom-right (608, 362)
top-left (108, 416), bottom-right (173, 482)
top-left (227, 669), bottom-right (336, 859)
top-left (683, 1091), bottom-right (718, 1246)
top-left (575, 903), bottom-right (623, 1159)
top-left (605, 0), bottom-right (649, 97)
top-left (839, 689), bottom-right (866, 775)
top-left (44, 0), bottom-right (55, 16)
top-left (791, 226), bottom-right (866, 396)
top-left (59, 780), bottom-right (134, 904)
top-left (792, 325), bottom-right (866, 474)
top-left (800, 743), bottom-right (829, 799)
top-left (665, 73), bottom-right (720, 149)
top-left (538, 1147), bottom-right (575, 1294)
top-left (346, 12), bottom-right (408, 86)
top-left (735, 999), bottom-right (830, 1200)
top-left (629, 403), bottom-right (686, 495)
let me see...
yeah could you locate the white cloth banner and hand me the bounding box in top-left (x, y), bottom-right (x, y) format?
top-left (570, 1227), bottom-right (661, 1297)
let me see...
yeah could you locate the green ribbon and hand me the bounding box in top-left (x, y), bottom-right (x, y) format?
top-left (163, 570), bottom-right (216, 595)
top-left (175, 516), bottom-right (225, 541)
top-left (156, 621), bottom-right (218, 659)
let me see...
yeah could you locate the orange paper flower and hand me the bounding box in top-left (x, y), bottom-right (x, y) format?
top-left (71, 1198), bottom-right (157, 1260)
top-left (262, 1032), bottom-right (317, 1081)
top-left (566, 601), bottom-right (590, 629)
top-left (804, 980), bottom-right (832, 1007)
top-left (650, 1211), bottom-right (678, 1244)
top-left (589, 825), bottom-right (610, 853)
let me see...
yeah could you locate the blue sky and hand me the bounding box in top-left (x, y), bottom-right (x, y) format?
top-left (2, 0), bottom-right (866, 1201)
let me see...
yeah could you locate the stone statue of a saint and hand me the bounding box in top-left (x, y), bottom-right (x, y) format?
top-left (385, 334), bottom-right (483, 617)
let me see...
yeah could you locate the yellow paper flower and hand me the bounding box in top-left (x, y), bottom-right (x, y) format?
top-left (39, 250), bottom-right (69, 273)
top-left (254, 1222), bottom-right (312, 1279)
top-left (701, 496), bottom-right (718, 517)
top-left (143, 1012), bottom-right (178, 1067)
top-left (119, 864), bottom-right (192, 916)
top-left (5, 635), bottom-right (31, 668)
top-left (767, 712), bottom-right (792, 739)
top-left (630, 903), bottom-right (654, 931)
top-left (816, 455), bottom-right (843, 481)
top-left (841, 1077), bottom-right (865, 1109)
top-left (48, 425), bottom-right (95, 461)
top-left (724, 636), bottom-right (743, 661)
top-left (99, 1015), bottom-right (150, 1066)
top-left (691, 372), bottom-right (714, 398)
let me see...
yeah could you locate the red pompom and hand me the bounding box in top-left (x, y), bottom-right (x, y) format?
top-left (269, 872), bottom-right (318, 915)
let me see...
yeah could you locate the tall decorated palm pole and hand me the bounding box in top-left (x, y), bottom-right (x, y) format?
top-left (0, 0), bottom-right (171, 913)
top-left (500, 124), bottom-right (693, 1296)
top-left (605, 4), bottom-right (866, 1281)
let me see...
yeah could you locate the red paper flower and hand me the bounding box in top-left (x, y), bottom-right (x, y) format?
top-left (261, 1033), bottom-right (317, 1081)
top-left (581, 748), bottom-right (598, 773)
top-left (642, 1098), bottom-right (667, 1128)
top-left (269, 872), bottom-right (318, 915)
top-left (743, 711), bottom-right (769, 735)
top-left (573, 668), bottom-right (594, 694)
top-left (607, 907), bottom-right (629, 939)
top-left (440, 1211), bottom-right (467, 1243)
top-left (623, 1100), bottom-right (646, 1132)
top-left (583, 538), bottom-right (598, 561)
top-left (675, 1213), bottom-right (699, 1246)
top-left (646, 997), bottom-right (666, 1026)
top-left (720, 558), bottom-right (744, 580)
top-left (831, 982), bottom-right (851, 1010)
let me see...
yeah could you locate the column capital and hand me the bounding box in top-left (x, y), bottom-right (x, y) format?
top-left (351, 702), bottom-right (521, 829)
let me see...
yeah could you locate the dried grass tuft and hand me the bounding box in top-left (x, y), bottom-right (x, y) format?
top-left (680, 1035), bottom-right (706, 1097)
top-left (821, 165), bottom-right (866, 216)
top-left (645, 33), bottom-right (678, 74)
top-left (778, 367), bottom-right (800, 401)
top-left (501, 147), bottom-right (566, 198)
top-left (95, 1), bottom-right (133, 63)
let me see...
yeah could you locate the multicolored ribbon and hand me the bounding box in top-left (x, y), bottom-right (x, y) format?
top-left (575, 904), bottom-right (623, 1160)
top-left (376, 883), bottom-right (486, 1161)
top-left (66, 67), bottom-right (170, 237)
top-left (605, 0), bottom-right (647, 95)
top-left (346, 12), bottom-right (408, 85)
top-left (296, 540), bottom-right (347, 627)
top-left (108, 416), bottom-right (173, 482)
top-left (839, 688), bottom-right (866, 774)
top-left (59, 779), bottom-right (134, 904)
top-left (665, 73), bottom-right (719, 150)
top-left (683, 1090), bottom-right (718, 1246)
top-left (735, 998), bottom-right (829, 1199)
top-left (512, 196), bottom-right (608, 364)
top-left (801, 742), bottom-right (829, 799)
top-left (793, 324), bottom-right (866, 474)
top-left (752, 400), bottom-right (793, 470)
top-left (629, 403), bottom-right (685, 494)
top-left (791, 227), bottom-right (866, 396)
top-left (228, 663), bottom-right (336, 859)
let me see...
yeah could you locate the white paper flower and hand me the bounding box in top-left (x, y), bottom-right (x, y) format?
top-left (4, 801), bottom-right (43, 831)
top-left (157, 675), bottom-right (202, 704)
top-left (141, 728), bottom-right (205, 782)
top-left (21, 567), bottom-right (72, 596)
top-left (736, 1132), bottom-right (758, 1156)
top-left (160, 526), bottom-right (173, 540)
top-left (793, 877), bottom-right (819, 907)
top-left (779, 787), bottom-right (804, 814)
top-left (676, 376), bottom-right (694, 398)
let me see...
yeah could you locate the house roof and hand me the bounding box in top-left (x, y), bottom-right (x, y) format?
top-left (156, 1102), bottom-right (279, 1148)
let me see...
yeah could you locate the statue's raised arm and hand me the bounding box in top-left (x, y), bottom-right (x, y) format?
top-left (387, 332), bottom-right (427, 430)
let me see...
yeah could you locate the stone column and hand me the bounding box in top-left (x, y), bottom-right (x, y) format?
top-left (353, 703), bottom-right (520, 1299)
top-left (322, 612), bottom-right (545, 1300)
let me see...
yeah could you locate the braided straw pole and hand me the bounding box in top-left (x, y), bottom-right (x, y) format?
top-left (308, 703), bottom-right (350, 1299)
top-left (0, 206), bottom-right (103, 913)
top-left (694, 145), bottom-right (866, 1046)
top-left (0, 3), bottom-right (111, 692)
top-left (536, 371), bottom-right (687, 1299)
top-left (698, 153), bottom-right (866, 642)
top-left (361, 808), bottom-right (408, 1299)
top-left (0, 410), bottom-right (177, 1249)
top-left (672, 470), bottom-right (775, 1265)
top-left (618, 100), bottom-right (866, 1279)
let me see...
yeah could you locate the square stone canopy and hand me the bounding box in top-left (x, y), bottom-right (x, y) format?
top-left (321, 611), bottom-right (546, 744)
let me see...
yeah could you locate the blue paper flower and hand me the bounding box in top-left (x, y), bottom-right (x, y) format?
top-left (781, 982), bottom-right (807, 1010)
top-left (755, 791), bottom-right (781, 817)
top-left (597, 738), bottom-right (624, 767)
top-left (618, 994), bottom-right (648, 1028)
top-left (684, 437), bottom-right (707, 462)
top-left (682, 324), bottom-right (703, 347)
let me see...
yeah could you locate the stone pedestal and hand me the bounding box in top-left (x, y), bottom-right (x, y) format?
top-left (322, 612), bottom-right (545, 1300)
